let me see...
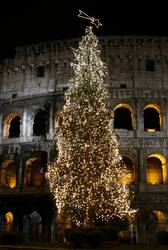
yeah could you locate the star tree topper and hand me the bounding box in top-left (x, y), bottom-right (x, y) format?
top-left (78, 9), bottom-right (102, 29)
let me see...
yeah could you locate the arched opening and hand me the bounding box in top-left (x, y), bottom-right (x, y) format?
top-left (144, 104), bottom-right (161, 132)
top-left (25, 158), bottom-right (44, 187)
top-left (153, 211), bottom-right (167, 232)
top-left (3, 112), bottom-right (20, 139)
top-left (114, 104), bottom-right (133, 130)
top-left (9, 116), bottom-right (20, 138)
top-left (122, 156), bottom-right (135, 184)
top-left (29, 211), bottom-right (42, 241)
top-left (146, 154), bottom-right (167, 184)
top-left (4, 212), bottom-right (13, 231)
top-left (33, 111), bottom-right (48, 136)
top-left (6, 162), bottom-right (17, 188)
top-left (147, 157), bottom-right (163, 184)
top-left (0, 160), bottom-right (17, 188)
top-left (36, 65), bottom-right (45, 77)
top-left (149, 211), bottom-right (167, 232)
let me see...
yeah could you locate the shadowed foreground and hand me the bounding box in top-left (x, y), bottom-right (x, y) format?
top-left (0, 244), bottom-right (168, 250)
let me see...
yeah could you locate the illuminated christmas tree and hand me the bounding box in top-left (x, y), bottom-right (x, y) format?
top-left (46, 22), bottom-right (136, 227)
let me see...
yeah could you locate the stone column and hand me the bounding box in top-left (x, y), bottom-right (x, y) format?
top-left (0, 113), bottom-right (2, 142)
top-left (48, 103), bottom-right (54, 138)
top-left (136, 99), bottom-right (143, 132)
top-left (48, 60), bottom-right (55, 92)
top-left (139, 150), bottom-right (146, 192)
top-left (137, 211), bottom-right (148, 244)
top-left (18, 156), bottom-right (23, 190)
top-left (22, 109), bottom-right (27, 138)
top-left (15, 147), bottom-right (23, 190)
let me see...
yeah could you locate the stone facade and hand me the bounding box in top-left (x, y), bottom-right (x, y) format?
top-left (0, 36), bottom-right (168, 243)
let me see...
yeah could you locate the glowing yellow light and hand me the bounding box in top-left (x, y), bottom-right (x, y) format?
top-left (46, 25), bottom-right (137, 226)
top-left (147, 154), bottom-right (167, 184)
top-left (5, 212), bottom-right (13, 223)
top-left (153, 210), bottom-right (166, 231)
top-left (9, 175), bottom-right (16, 188)
top-left (121, 157), bottom-right (135, 185)
top-left (121, 172), bottom-right (134, 185)
top-left (147, 128), bottom-right (156, 132)
top-left (5, 212), bottom-right (13, 231)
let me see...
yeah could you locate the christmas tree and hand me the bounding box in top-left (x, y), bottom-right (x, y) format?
top-left (46, 23), bottom-right (136, 227)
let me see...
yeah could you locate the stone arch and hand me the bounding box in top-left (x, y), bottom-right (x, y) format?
top-left (144, 104), bottom-right (162, 132)
top-left (25, 157), bottom-right (44, 187)
top-left (4, 211), bottom-right (13, 231)
top-left (113, 103), bottom-right (134, 130)
top-left (152, 210), bottom-right (167, 232)
top-left (23, 211), bottom-right (42, 241)
top-left (33, 110), bottom-right (48, 136)
top-left (147, 210), bottom-right (168, 234)
top-left (122, 156), bottom-right (135, 184)
top-left (146, 154), bottom-right (167, 184)
top-left (0, 160), bottom-right (17, 188)
top-left (30, 211), bottom-right (42, 241)
top-left (3, 112), bottom-right (20, 138)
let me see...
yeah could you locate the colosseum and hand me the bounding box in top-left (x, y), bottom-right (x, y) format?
top-left (0, 35), bottom-right (168, 243)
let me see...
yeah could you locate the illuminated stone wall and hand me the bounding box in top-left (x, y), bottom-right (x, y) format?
top-left (0, 36), bottom-right (168, 243)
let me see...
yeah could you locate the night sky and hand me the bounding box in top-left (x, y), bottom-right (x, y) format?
top-left (0, 0), bottom-right (168, 59)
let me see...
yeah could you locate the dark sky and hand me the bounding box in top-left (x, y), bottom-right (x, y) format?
top-left (0, 0), bottom-right (167, 59)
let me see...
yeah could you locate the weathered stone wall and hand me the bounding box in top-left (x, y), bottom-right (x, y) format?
top-left (2, 36), bottom-right (168, 99)
top-left (1, 35), bottom-right (168, 243)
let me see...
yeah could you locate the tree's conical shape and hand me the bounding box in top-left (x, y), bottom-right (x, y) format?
top-left (46, 26), bottom-right (136, 226)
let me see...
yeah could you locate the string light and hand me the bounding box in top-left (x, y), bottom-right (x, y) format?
top-left (46, 25), bottom-right (137, 227)
top-left (78, 10), bottom-right (103, 29)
